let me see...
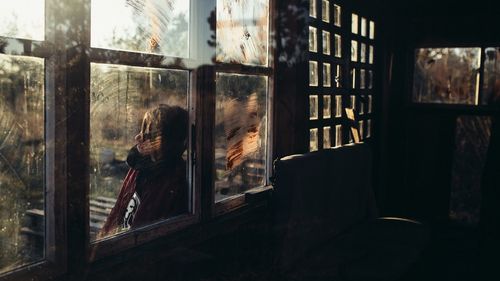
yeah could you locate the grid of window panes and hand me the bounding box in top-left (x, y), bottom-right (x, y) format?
top-left (349, 12), bottom-right (375, 141)
top-left (308, 0), bottom-right (346, 151)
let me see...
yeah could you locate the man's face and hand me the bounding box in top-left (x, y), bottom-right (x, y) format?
top-left (135, 113), bottom-right (163, 161)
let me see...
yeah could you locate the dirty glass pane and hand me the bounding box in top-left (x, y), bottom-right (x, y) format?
top-left (216, 0), bottom-right (269, 66)
top-left (323, 63), bottom-right (331, 87)
top-left (323, 126), bottom-right (331, 148)
top-left (322, 0), bottom-right (330, 23)
top-left (309, 128), bottom-right (318, 152)
top-left (309, 27), bottom-right (318, 52)
top-left (322, 31), bottom-right (330, 55)
top-left (333, 4), bottom-right (341, 27)
top-left (0, 54), bottom-right (44, 273)
top-left (482, 47), bottom-right (500, 105)
top-left (334, 34), bottom-right (342, 58)
top-left (335, 95), bottom-right (342, 117)
top-left (335, 125), bottom-right (342, 147)
top-left (90, 63), bottom-right (189, 240)
top-left (412, 48), bottom-right (481, 104)
top-left (351, 13), bottom-right (358, 34)
top-left (309, 95), bottom-right (318, 120)
top-left (309, 61), bottom-right (318, 86)
top-left (351, 40), bottom-right (358, 62)
top-left (215, 73), bottom-right (268, 202)
top-left (334, 64), bottom-right (342, 88)
top-left (323, 95), bottom-right (331, 119)
top-left (91, 0), bottom-right (189, 57)
top-left (0, 1), bottom-right (44, 41)
top-left (310, 0), bottom-right (317, 18)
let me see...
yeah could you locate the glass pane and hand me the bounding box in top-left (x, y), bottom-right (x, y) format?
top-left (350, 95), bottom-right (356, 111)
top-left (369, 45), bottom-right (374, 64)
top-left (335, 125), bottom-right (342, 147)
top-left (361, 17), bottom-right (367, 37)
top-left (90, 63), bottom-right (189, 240)
top-left (368, 95), bottom-right (373, 113)
top-left (360, 69), bottom-right (366, 89)
top-left (309, 128), bottom-right (318, 152)
top-left (360, 43), bottom-right (366, 63)
top-left (351, 68), bottom-right (356, 89)
top-left (309, 61), bottom-right (318, 86)
top-left (351, 13), bottom-right (358, 34)
top-left (309, 95), bottom-right (319, 120)
top-left (310, 0), bottom-right (317, 18)
top-left (334, 34), bottom-right (342, 58)
top-left (351, 40), bottom-right (358, 62)
top-left (216, 0), bottom-right (269, 66)
top-left (359, 120), bottom-right (364, 139)
top-left (322, 31), bottom-right (330, 55)
top-left (482, 47), bottom-right (500, 105)
top-left (0, 1), bottom-right (44, 41)
top-left (309, 26), bottom-right (318, 52)
top-left (369, 21), bottom-right (375, 39)
top-left (323, 95), bottom-right (331, 119)
top-left (335, 95), bottom-right (342, 117)
top-left (334, 4), bottom-right (341, 27)
top-left (322, 0), bottom-right (330, 23)
top-left (323, 63), bottom-right (331, 87)
top-left (91, 0), bottom-right (189, 57)
top-left (367, 119), bottom-right (372, 137)
top-left (368, 70), bottom-right (373, 89)
top-left (215, 73), bottom-right (268, 201)
top-left (334, 64), bottom-right (342, 88)
top-left (323, 127), bottom-right (331, 148)
top-left (0, 54), bottom-right (44, 272)
top-left (359, 95), bottom-right (365, 115)
top-left (412, 48), bottom-right (481, 105)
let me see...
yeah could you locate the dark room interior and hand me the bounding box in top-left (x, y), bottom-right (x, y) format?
top-left (0, 0), bottom-right (499, 280)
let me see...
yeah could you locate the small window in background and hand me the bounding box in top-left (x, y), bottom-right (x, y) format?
top-left (323, 95), bottom-right (332, 119)
top-left (412, 48), bottom-right (481, 105)
top-left (216, 0), bottom-right (269, 66)
top-left (351, 68), bottom-right (357, 89)
top-left (0, 1), bottom-right (44, 40)
top-left (351, 40), bottom-right (358, 62)
top-left (310, 128), bottom-right (319, 151)
top-left (322, 31), bottom-right (331, 55)
top-left (322, 0), bottom-right (330, 22)
top-left (369, 45), bottom-right (374, 64)
top-left (334, 34), bottom-right (342, 58)
top-left (214, 73), bottom-right (268, 201)
top-left (309, 95), bottom-right (319, 120)
top-left (310, 0), bottom-right (317, 18)
top-left (360, 43), bottom-right (366, 63)
top-left (309, 26), bottom-right (318, 52)
top-left (0, 54), bottom-right (45, 273)
top-left (334, 64), bottom-right (342, 87)
top-left (367, 119), bottom-right (372, 137)
top-left (360, 69), bottom-right (366, 89)
top-left (335, 95), bottom-right (342, 117)
top-left (91, 0), bottom-right (189, 57)
top-left (90, 63), bottom-right (190, 240)
top-left (368, 95), bottom-right (373, 113)
top-left (323, 126), bottom-right (332, 148)
top-left (309, 61), bottom-right (319, 86)
top-left (369, 20), bottom-right (375, 39)
top-left (350, 95), bottom-right (356, 111)
top-left (361, 17), bottom-right (367, 37)
top-left (333, 4), bottom-right (341, 27)
top-left (482, 47), bottom-right (500, 105)
top-left (323, 63), bottom-right (331, 87)
top-left (368, 70), bottom-right (373, 89)
top-left (359, 120), bottom-right (364, 140)
top-left (351, 13), bottom-right (358, 34)
top-left (335, 124), bottom-right (342, 147)
top-left (359, 95), bottom-right (365, 115)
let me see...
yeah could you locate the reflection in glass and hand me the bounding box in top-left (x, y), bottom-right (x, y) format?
top-left (323, 127), bottom-right (331, 148)
top-left (369, 21), bottom-right (375, 39)
top-left (90, 63), bottom-right (189, 240)
top-left (0, 1), bottom-right (44, 41)
top-left (310, 128), bottom-right (318, 152)
top-left (0, 54), bottom-right (44, 272)
top-left (482, 47), bottom-right (500, 105)
top-left (360, 69), bottom-right (366, 89)
top-left (309, 61), bottom-right (319, 86)
top-left (334, 64), bottom-right (342, 88)
top-left (412, 48), bottom-right (481, 105)
top-left (351, 13), bottom-right (358, 34)
top-left (322, 0), bottom-right (330, 23)
top-left (369, 45), bottom-right (374, 64)
top-left (322, 31), bottom-right (331, 55)
top-left (334, 34), bottom-right (342, 58)
top-left (215, 73), bottom-right (268, 201)
top-left (309, 95), bottom-right (319, 120)
top-left (360, 43), bottom-right (366, 63)
top-left (335, 95), bottom-right (342, 117)
top-left (323, 95), bottom-right (331, 119)
top-left (310, 0), bottom-right (317, 18)
top-left (351, 40), bottom-right (358, 62)
top-left (334, 4), bottom-right (341, 27)
top-left (309, 26), bottom-right (318, 52)
top-left (91, 0), bottom-right (189, 57)
top-left (335, 125), bottom-right (342, 147)
top-left (323, 63), bottom-right (331, 87)
top-left (216, 0), bottom-right (269, 66)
